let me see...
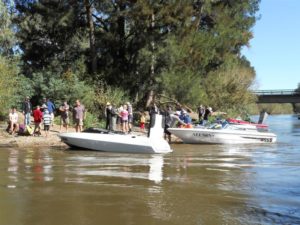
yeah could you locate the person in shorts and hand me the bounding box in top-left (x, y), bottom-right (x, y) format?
top-left (7, 107), bottom-right (19, 135)
top-left (59, 101), bottom-right (69, 132)
top-left (73, 99), bottom-right (85, 132)
top-left (43, 109), bottom-right (51, 137)
top-left (120, 104), bottom-right (129, 133)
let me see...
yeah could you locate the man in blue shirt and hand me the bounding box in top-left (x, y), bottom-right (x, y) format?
top-left (42, 97), bottom-right (56, 126)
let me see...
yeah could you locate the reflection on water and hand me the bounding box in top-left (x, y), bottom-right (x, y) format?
top-left (63, 154), bottom-right (164, 185)
top-left (0, 115), bottom-right (300, 225)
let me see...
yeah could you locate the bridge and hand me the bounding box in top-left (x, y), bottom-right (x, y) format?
top-left (253, 89), bottom-right (300, 104)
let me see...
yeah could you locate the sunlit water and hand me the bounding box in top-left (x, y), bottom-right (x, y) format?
top-left (0, 115), bottom-right (299, 225)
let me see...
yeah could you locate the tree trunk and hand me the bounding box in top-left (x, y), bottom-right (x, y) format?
top-left (84, 0), bottom-right (97, 74)
top-left (146, 90), bottom-right (155, 108)
top-left (145, 12), bottom-right (156, 109)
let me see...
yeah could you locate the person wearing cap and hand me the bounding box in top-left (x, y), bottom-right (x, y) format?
top-left (105, 102), bottom-right (114, 131)
top-left (179, 109), bottom-right (192, 127)
top-left (22, 96), bottom-right (32, 126)
top-left (43, 109), bottom-right (52, 137)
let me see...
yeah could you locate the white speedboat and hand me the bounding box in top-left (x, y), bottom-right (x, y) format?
top-left (168, 124), bottom-right (277, 144)
top-left (59, 114), bottom-right (172, 154)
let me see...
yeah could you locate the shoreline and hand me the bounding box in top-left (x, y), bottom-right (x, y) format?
top-left (0, 123), bottom-right (181, 149)
top-left (0, 124), bottom-right (70, 149)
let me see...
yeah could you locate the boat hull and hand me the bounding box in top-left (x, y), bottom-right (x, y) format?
top-left (168, 128), bottom-right (277, 144)
top-left (59, 132), bottom-right (172, 154)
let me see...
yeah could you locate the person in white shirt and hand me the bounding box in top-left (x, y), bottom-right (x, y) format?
top-left (8, 107), bottom-right (19, 135)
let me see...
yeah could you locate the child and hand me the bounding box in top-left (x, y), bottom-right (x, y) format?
top-left (43, 109), bottom-right (52, 137)
top-left (140, 112), bottom-right (146, 133)
top-left (33, 105), bottom-right (43, 136)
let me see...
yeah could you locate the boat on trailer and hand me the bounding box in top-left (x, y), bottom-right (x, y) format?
top-left (168, 123), bottom-right (277, 144)
top-left (59, 114), bottom-right (172, 154)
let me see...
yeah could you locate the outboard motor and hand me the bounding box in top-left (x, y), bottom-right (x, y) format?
top-left (148, 114), bottom-right (164, 139)
top-left (258, 111), bottom-right (268, 124)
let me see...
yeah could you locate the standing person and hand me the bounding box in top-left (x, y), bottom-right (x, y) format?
top-left (43, 109), bottom-right (51, 137)
top-left (116, 105), bottom-right (123, 131)
top-left (59, 101), bottom-right (69, 132)
top-left (203, 106), bottom-right (212, 125)
top-left (105, 102), bottom-right (113, 131)
top-left (197, 105), bottom-right (205, 124)
top-left (73, 99), bottom-right (85, 132)
top-left (120, 104), bottom-right (129, 133)
top-left (164, 106), bottom-right (174, 142)
top-left (111, 104), bottom-right (118, 131)
top-left (149, 103), bottom-right (159, 115)
top-left (148, 102), bottom-right (160, 137)
top-left (33, 105), bottom-right (43, 136)
top-left (139, 112), bottom-right (146, 133)
top-left (127, 102), bottom-right (133, 133)
top-left (41, 98), bottom-right (47, 112)
top-left (45, 98), bottom-right (56, 126)
top-left (22, 96), bottom-right (32, 126)
top-left (8, 107), bottom-right (19, 135)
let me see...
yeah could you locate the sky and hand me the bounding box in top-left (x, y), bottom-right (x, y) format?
top-left (242, 0), bottom-right (300, 90)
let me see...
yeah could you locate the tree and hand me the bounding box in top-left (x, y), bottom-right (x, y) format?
top-left (156, 0), bottom-right (260, 111)
top-left (0, 0), bottom-right (16, 55)
top-left (13, 0), bottom-right (261, 114)
top-left (15, 0), bottom-right (88, 76)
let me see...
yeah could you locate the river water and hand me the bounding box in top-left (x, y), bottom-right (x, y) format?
top-left (0, 115), bottom-right (299, 225)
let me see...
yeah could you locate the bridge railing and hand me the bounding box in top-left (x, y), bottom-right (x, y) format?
top-left (253, 89), bottom-right (300, 96)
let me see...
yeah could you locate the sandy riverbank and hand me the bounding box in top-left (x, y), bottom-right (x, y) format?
top-left (0, 124), bottom-right (72, 148)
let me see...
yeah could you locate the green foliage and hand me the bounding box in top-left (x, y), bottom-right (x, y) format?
top-left (257, 104), bottom-right (294, 115)
top-left (158, 69), bottom-right (204, 106)
top-left (203, 57), bottom-right (256, 112)
top-left (0, 56), bottom-right (19, 116)
top-left (15, 0), bottom-right (88, 75)
top-left (244, 103), bottom-right (294, 115)
top-left (83, 111), bottom-right (103, 128)
top-left (30, 69), bottom-right (94, 110)
top-left (0, 1), bottom-right (15, 55)
top-left (93, 81), bottom-right (129, 117)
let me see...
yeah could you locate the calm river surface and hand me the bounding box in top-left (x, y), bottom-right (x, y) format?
top-left (0, 115), bottom-right (299, 225)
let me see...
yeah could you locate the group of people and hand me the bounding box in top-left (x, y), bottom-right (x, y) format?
top-left (7, 97), bottom-right (86, 137)
top-left (6, 96), bottom-right (214, 142)
top-left (161, 105), bottom-right (213, 142)
top-left (105, 102), bottom-right (134, 134)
